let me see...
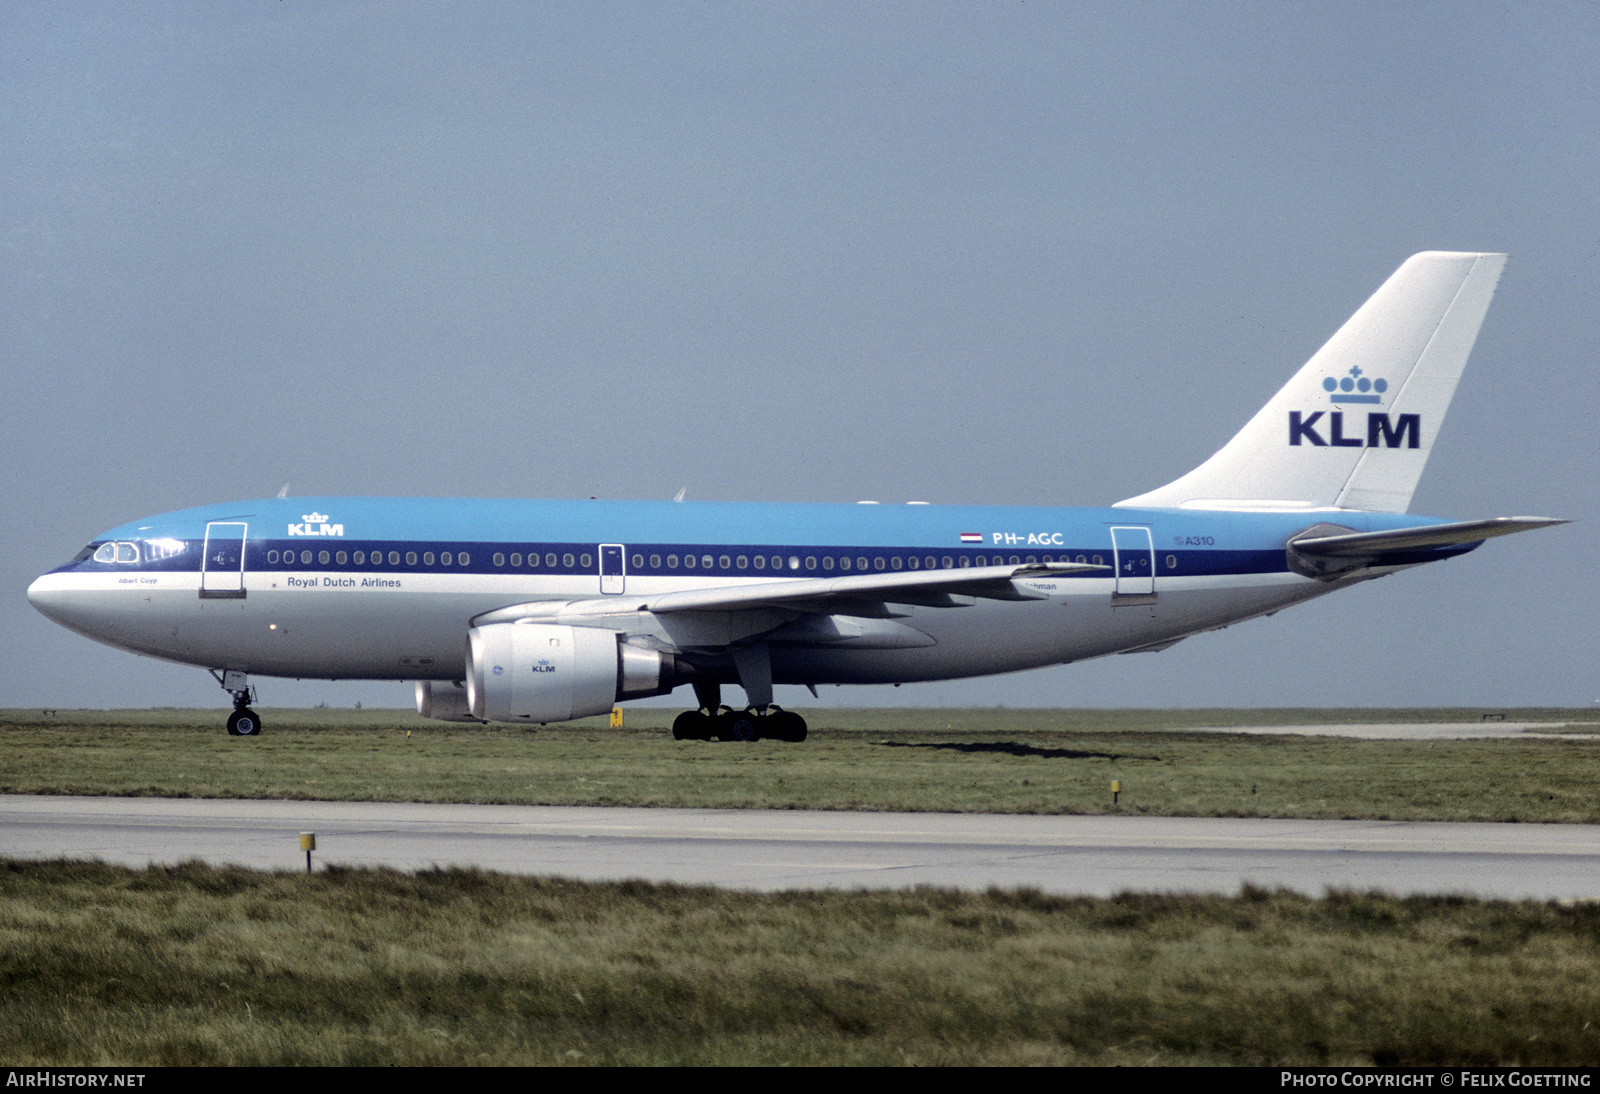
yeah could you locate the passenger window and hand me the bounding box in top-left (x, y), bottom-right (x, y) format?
top-left (580, 553), bottom-right (592, 568)
top-left (1092, 554), bottom-right (1103, 565)
top-left (388, 551), bottom-right (400, 566)
top-left (890, 557), bottom-right (902, 570)
top-left (959, 556), bottom-right (971, 568)
top-left (423, 552), bottom-right (435, 566)
top-left (804, 556), bottom-right (816, 570)
top-left (925, 556), bottom-right (936, 570)
top-left (650, 554), bottom-right (661, 568)
top-left (822, 556), bottom-right (834, 570)
top-left (562, 553), bottom-right (575, 568)
top-left (1166, 555), bottom-right (1177, 569)
top-left (857, 556), bottom-right (868, 571)
top-left (683, 554), bottom-right (695, 568)
top-left (354, 551), bottom-right (365, 564)
top-left (941, 556), bottom-right (952, 569)
top-left (316, 550), bottom-right (328, 565)
top-left (301, 550), bottom-right (313, 565)
top-left (1010, 555), bottom-right (1020, 565)
top-left (773, 556), bottom-right (784, 570)
top-left (838, 557), bottom-right (850, 571)
top-left (752, 555), bottom-right (765, 569)
top-left (509, 553), bottom-right (521, 567)
top-left (545, 553), bottom-right (557, 567)
top-left (441, 552), bottom-right (452, 566)
top-left (337, 551), bottom-right (348, 565)
top-left (632, 554), bottom-right (644, 568)
top-left (907, 556), bottom-right (918, 570)
top-left (736, 555), bottom-right (748, 569)
top-left (875, 557), bottom-right (887, 571)
top-left (458, 552), bottom-right (470, 566)
top-left (406, 552), bottom-right (418, 566)
top-left (702, 555), bottom-right (713, 569)
top-left (976, 555), bottom-right (987, 566)
top-left (719, 555), bottom-right (731, 569)
top-left (267, 550), bottom-right (279, 564)
top-left (494, 553), bottom-right (505, 567)
top-left (667, 554), bottom-right (679, 569)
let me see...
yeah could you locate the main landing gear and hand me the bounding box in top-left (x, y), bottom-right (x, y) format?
top-left (671, 681), bottom-right (807, 743)
top-left (211, 669), bottom-right (262, 737)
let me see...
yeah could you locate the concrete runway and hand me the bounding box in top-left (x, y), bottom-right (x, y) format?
top-left (5, 794), bottom-right (1600, 900)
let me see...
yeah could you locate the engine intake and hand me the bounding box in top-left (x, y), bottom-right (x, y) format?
top-left (466, 622), bottom-right (676, 722)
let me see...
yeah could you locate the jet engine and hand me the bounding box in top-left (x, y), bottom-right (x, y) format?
top-left (466, 622), bottom-right (677, 722)
top-left (414, 680), bottom-right (481, 722)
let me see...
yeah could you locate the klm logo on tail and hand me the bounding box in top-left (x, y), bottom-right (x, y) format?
top-left (1324, 366), bottom-right (1387, 404)
top-left (1291, 368), bottom-right (1417, 448)
top-left (1289, 411), bottom-right (1420, 448)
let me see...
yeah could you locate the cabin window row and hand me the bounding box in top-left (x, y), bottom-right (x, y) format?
top-left (485, 551), bottom-right (1119, 572)
top-left (264, 549), bottom-right (473, 567)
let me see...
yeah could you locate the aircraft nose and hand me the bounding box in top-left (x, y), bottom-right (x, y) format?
top-left (27, 572), bottom-right (82, 628)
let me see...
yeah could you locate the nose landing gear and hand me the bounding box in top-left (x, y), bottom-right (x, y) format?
top-left (211, 668), bottom-right (263, 737)
top-left (226, 706), bottom-right (262, 736)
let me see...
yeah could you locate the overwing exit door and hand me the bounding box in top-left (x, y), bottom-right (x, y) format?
top-left (600, 544), bottom-right (625, 594)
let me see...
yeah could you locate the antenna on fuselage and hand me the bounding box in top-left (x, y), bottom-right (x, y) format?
top-left (673, 487), bottom-right (687, 502)
top-left (276, 483), bottom-right (289, 498)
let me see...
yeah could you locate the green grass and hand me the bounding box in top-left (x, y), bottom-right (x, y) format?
top-left (4, 858), bottom-right (1598, 1066)
top-left (3, 708), bottom-right (1598, 822)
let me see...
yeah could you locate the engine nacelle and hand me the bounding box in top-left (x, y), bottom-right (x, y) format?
top-left (414, 680), bottom-right (481, 722)
top-left (466, 622), bottom-right (676, 722)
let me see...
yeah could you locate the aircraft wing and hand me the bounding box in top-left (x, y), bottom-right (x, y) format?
top-left (470, 561), bottom-right (1110, 629)
top-left (642, 560), bottom-right (1109, 613)
top-left (1290, 516), bottom-right (1568, 557)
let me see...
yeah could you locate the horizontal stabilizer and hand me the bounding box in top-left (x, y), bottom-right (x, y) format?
top-left (1290, 516), bottom-right (1568, 557)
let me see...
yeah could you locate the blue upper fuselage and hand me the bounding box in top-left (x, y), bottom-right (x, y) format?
top-left (53, 496), bottom-right (1475, 580)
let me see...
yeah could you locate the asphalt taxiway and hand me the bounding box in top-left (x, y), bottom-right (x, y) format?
top-left (5, 794), bottom-right (1599, 899)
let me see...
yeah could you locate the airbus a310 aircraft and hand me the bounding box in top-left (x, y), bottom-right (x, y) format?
top-left (29, 252), bottom-right (1564, 741)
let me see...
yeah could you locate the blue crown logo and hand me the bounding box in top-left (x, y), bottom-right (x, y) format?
top-left (1322, 366), bottom-right (1387, 404)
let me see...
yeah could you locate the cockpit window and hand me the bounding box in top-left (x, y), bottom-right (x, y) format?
top-left (91, 541), bottom-right (143, 564)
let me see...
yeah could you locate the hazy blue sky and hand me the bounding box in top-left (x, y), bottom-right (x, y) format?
top-left (4, 2), bottom-right (1596, 712)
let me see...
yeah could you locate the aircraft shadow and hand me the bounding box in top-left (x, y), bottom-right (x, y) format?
top-left (873, 740), bottom-right (1159, 762)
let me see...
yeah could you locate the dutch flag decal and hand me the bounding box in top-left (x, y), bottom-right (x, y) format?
top-left (959, 532), bottom-right (982, 543)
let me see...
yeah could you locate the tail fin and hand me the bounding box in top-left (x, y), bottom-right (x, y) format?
top-left (1116, 251), bottom-right (1507, 513)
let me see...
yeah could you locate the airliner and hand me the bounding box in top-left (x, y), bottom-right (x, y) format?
top-left (28, 252), bottom-right (1564, 741)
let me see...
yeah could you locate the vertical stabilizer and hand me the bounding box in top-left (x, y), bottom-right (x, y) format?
top-left (1116, 252), bottom-right (1506, 513)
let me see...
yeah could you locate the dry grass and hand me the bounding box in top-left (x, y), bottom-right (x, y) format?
top-left (4, 859), bottom-right (1598, 1066)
